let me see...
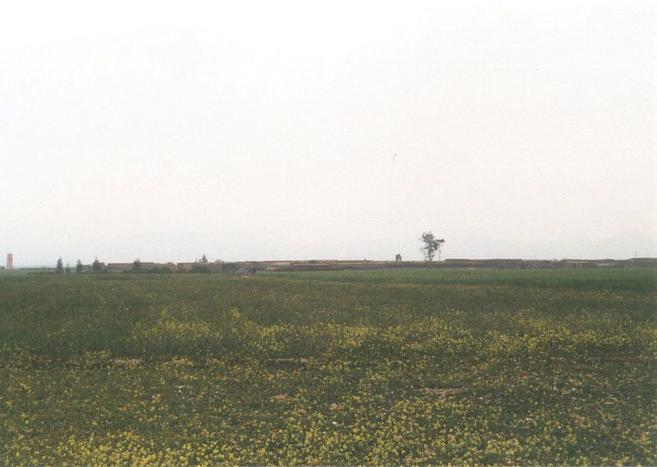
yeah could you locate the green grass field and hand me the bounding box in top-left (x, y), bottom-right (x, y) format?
top-left (1, 268), bottom-right (655, 464)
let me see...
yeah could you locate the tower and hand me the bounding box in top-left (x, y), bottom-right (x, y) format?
top-left (6, 253), bottom-right (13, 270)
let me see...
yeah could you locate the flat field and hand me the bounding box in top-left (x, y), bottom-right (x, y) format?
top-left (0, 268), bottom-right (655, 464)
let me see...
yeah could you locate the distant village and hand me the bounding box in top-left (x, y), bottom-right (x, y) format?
top-left (1, 254), bottom-right (258, 275)
top-left (2, 252), bottom-right (656, 274)
top-left (96, 258), bottom-right (256, 274)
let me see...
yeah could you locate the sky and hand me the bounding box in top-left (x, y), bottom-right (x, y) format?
top-left (1, 0), bottom-right (656, 266)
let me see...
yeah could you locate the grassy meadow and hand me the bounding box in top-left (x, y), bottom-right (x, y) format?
top-left (0, 268), bottom-right (656, 464)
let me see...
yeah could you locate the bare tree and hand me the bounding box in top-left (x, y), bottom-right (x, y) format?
top-left (420, 232), bottom-right (445, 261)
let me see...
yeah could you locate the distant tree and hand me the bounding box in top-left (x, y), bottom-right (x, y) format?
top-left (395, 253), bottom-right (402, 262)
top-left (76, 260), bottom-right (83, 273)
top-left (65, 263), bottom-right (71, 274)
top-left (201, 254), bottom-right (208, 264)
top-left (92, 257), bottom-right (102, 272)
top-left (132, 259), bottom-right (142, 272)
top-left (420, 232), bottom-right (445, 261)
top-left (56, 258), bottom-right (64, 273)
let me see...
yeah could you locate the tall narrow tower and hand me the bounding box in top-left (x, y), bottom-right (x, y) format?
top-left (6, 253), bottom-right (13, 270)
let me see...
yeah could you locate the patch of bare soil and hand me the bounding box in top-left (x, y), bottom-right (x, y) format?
top-left (113, 358), bottom-right (143, 368)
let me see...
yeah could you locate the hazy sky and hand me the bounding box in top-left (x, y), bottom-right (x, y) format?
top-left (1, 0), bottom-right (656, 265)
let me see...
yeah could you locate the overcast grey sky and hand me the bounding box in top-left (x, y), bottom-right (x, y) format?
top-left (1, 0), bottom-right (656, 266)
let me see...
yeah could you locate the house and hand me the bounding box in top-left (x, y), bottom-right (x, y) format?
top-left (106, 263), bottom-right (133, 273)
top-left (177, 262), bottom-right (196, 272)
